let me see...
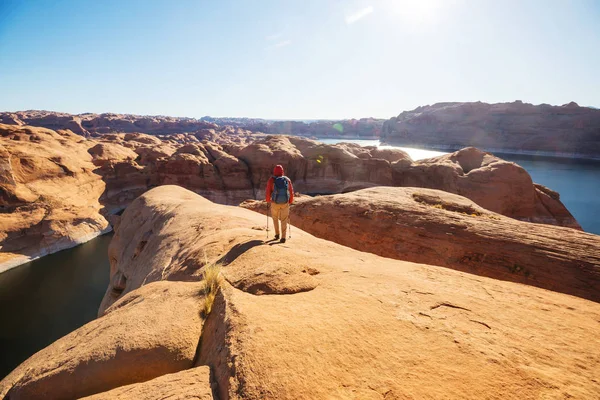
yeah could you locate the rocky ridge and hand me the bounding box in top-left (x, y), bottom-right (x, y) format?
top-left (0, 110), bottom-right (383, 139)
top-left (0, 110), bottom-right (219, 136)
top-left (226, 117), bottom-right (384, 139)
top-left (0, 124), bottom-right (581, 272)
top-left (4, 104), bottom-right (600, 159)
top-left (242, 187), bottom-right (600, 302)
top-left (2, 186), bottom-right (599, 399)
top-left (381, 101), bottom-right (600, 158)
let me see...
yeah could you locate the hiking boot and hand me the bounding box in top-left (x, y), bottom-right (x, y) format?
top-left (280, 238), bottom-right (286, 243)
top-left (274, 234), bottom-right (280, 240)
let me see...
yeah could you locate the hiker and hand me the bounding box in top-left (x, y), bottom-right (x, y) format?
top-left (266, 164), bottom-right (294, 243)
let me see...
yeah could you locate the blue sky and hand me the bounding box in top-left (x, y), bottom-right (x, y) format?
top-left (1, 0), bottom-right (599, 119)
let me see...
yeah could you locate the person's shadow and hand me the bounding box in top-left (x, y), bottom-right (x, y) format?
top-left (217, 239), bottom-right (277, 265)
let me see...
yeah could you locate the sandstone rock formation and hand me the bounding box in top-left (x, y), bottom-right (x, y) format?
top-left (233, 137), bottom-right (580, 228)
top-left (228, 117), bottom-right (384, 139)
top-left (0, 124), bottom-right (582, 272)
top-left (0, 110), bottom-right (219, 136)
top-left (91, 132), bottom-right (256, 211)
top-left (382, 101), bottom-right (600, 158)
top-left (81, 367), bottom-right (214, 400)
top-left (391, 147), bottom-right (581, 228)
top-left (242, 187), bottom-right (600, 301)
top-left (5, 105), bottom-right (600, 158)
top-left (1, 279), bottom-right (206, 399)
top-left (0, 124), bottom-right (110, 272)
top-left (2, 186), bottom-right (599, 399)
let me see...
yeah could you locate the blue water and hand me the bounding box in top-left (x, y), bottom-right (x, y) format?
top-left (317, 138), bottom-right (600, 235)
top-left (0, 234), bottom-right (112, 379)
top-left (498, 154), bottom-right (600, 234)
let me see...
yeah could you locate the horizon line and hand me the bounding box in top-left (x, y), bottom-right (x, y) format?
top-left (1, 100), bottom-right (597, 122)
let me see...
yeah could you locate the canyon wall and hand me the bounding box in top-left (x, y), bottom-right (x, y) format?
top-left (0, 110), bottom-right (219, 136)
top-left (0, 124), bottom-right (581, 272)
top-left (0, 111), bottom-right (383, 139)
top-left (381, 101), bottom-right (600, 158)
top-left (0, 124), bottom-right (110, 271)
top-left (4, 104), bottom-right (600, 159)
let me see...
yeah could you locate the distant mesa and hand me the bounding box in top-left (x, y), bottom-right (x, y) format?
top-left (381, 100), bottom-right (600, 158)
top-left (0, 111), bottom-right (384, 139)
top-left (2, 101), bottom-right (599, 158)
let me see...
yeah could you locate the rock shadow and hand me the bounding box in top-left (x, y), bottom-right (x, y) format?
top-left (217, 239), bottom-right (268, 266)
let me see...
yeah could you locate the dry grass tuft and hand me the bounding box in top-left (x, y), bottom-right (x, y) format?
top-left (200, 262), bottom-right (223, 318)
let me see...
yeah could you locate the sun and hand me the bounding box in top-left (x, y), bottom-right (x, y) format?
top-left (385, 0), bottom-right (446, 26)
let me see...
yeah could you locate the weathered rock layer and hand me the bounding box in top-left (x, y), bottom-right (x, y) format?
top-left (0, 110), bottom-right (219, 136)
top-left (382, 101), bottom-right (600, 158)
top-left (0, 124), bottom-right (582, 271)
top-left (0, 124), bottom-right (110, 271)
top-left (1, 111), bottom-right (385, 139)
top-left (2, 186), bottom-right (599, 399)
top-left (242, 187), bottom-right (600, 301)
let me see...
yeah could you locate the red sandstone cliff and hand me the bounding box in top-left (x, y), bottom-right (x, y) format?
top-left (382, 101), bottom-right (600, 158)
top-left (0, 111), bottom-right (384, 139)
top-left (0, 124), bottom-right (582, 272)
top-left (0, 124), bottom-right (110, 271)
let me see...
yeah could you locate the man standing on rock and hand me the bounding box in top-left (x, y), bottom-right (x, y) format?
top-left (266, 164), bottom-right (294, 243)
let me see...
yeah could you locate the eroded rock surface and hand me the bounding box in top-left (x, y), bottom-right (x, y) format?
top-left (80, 366), bottom-right (214, 400)
top-left (0, 124), bottom-right (582, 272)
top-left (382, 101), bottom-right (600, 158)
top-left (0, 111), bottom-right (218, 136)
top-left (0, 124), bottom-right (110, 271)
top-left (4, 186), bottom-right (598, 399)
top-left (1, 280), bottom-right (205, 399)
top-left (392, 147), bottom-right (581, 228)
top-left (242, 187), bottom-right (600, 301)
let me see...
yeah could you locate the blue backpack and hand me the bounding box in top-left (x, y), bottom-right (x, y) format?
top-left (271, 176), bottom-right (290, 204)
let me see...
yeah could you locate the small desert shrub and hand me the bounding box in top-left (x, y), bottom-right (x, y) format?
top-left (200, 262), bottom-right (222, 318)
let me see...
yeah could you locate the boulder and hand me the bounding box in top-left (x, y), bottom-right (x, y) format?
top-left (88, 142), bottom-right (138, 167)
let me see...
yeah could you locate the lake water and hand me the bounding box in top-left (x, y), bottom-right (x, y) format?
top-left (0, 234), bottom-right (112, 379)
top-left (318, 138), bottom-right (600, 235)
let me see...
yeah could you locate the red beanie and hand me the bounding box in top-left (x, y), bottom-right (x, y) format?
top-left (273, 165), bottom-right (284, 176)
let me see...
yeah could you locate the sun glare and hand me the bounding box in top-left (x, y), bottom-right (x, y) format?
top-left (386, 0), bottom-right (448, 27)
